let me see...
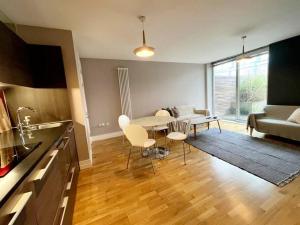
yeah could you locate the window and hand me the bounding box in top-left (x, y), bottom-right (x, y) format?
top-left (213, 52), bottom-right (269, 122)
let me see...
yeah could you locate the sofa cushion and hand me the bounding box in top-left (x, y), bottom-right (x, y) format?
top-left (287, 108), bottom-right (300, 124)
top-left (175, 105), bottom-right (195, 117)
top-left (177, 114), bottom-right (205, 121)
top-left (256, 118), bottom-right (300, 141)
top-left (264, 105), bottom-right (300, 120)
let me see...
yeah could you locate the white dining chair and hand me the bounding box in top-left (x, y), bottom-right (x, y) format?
top-left (118, 115), bottom-right (130, 143)
top-left (124, 124), bottom-right (156, 174)
top-left (153, 109), bottom-right (170, 147)
top-left (167, 119), bottom-right (191, 165)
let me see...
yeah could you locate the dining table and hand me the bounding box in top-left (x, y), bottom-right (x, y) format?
top-left (130, 116), bottom-right (176, 128)
top-left (130, 116), bottom-right (176, 158)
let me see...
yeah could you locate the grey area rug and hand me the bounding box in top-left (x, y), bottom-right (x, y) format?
top-left (186, 129), bottom-right (300, 187)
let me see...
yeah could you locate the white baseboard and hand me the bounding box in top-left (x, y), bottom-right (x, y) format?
top-left (90, 131), bottom-right (123, 143)
top-left (79, 159), bottom-right (92, 170)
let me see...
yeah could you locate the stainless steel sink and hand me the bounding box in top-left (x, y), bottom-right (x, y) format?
top-left (28, 122), bottom-right (63, 130)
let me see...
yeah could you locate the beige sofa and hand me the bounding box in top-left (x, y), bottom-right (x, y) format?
top-left (247, 105), bottom-right (300, 141)
top-left (174, 105), bottom-right (209, 120)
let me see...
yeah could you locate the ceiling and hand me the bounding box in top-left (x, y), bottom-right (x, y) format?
top-left (0, 0), bottom-right (300, 63)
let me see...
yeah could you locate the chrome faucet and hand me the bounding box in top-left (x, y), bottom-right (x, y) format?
top-left (17, 106), bottom-right (36, 134)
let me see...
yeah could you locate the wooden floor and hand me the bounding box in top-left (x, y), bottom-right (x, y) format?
top-left (73, 121), bottom-right (300, 225)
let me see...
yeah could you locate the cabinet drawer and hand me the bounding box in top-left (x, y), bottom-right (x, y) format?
top-left (57, 137), bottom-right (72, 182)
top-left (29, 149), bottom-right (65, 225)
top-left (54, 162), bottom-right (79, 225)
top-left (66, 126), bottom-right (79, 166)
top-left (0, 178), bottom-right (37, 225)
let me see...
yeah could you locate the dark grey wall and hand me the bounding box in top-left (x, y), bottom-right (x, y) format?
top-left (80, 58), bottom-right (206, 136)
top-left (268, 35), bottom-right (300, 105)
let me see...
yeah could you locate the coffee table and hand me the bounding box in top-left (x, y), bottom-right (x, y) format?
top-left (191, 116), bottom-right (221, 138)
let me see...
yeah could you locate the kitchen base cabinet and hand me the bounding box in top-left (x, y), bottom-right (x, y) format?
top-left (55, 163), bottom-right (79, 225)
top-left (31, 149), bottom-right (65, 225)
top-left (0, 178), bottom-right (38, 225)
top-left (0, 123), bottom-right (80, 225)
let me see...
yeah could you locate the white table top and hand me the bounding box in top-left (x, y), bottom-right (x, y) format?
top-left (190, 116), bottom-right (220, 125)
top-left (131, 116), bottom-right (176, 127)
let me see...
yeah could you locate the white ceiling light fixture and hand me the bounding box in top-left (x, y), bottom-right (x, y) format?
top-left (133, 16), bottom-right (155, 58)
top-left (237, 35), bottom-right (251, 62)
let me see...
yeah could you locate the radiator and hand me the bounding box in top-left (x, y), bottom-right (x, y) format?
top-left (117, 68), bottom-right (133, 119)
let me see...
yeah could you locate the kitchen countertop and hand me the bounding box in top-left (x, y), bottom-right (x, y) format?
top-left (0, 121), bottom-right (72, 207)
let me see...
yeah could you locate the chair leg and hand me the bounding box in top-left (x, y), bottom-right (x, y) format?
top-left (188, 144), bottom-right (191, 153)
top-left (151, 159), bottom-right (156, 174)
top-left (250, 127), bottom-right (253, 136)
top-left (183, 142), bottom-right (186, 165)
top-left (126, 147), bottom-right (132, 169)
top-left (164, 129), bottom-right (167, 148)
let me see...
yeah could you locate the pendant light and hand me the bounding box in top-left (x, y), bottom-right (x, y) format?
top-left (237, 36), bottom-right (251, 62)
top-left (133, 16), bottom-right (155, 57)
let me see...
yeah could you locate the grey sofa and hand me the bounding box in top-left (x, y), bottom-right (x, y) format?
top-left (247, 105), bottom-right (300, 141)
top-left (174, 105), bottom-right (209, 120)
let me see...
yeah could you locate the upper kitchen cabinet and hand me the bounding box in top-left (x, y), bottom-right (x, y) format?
top-left (0, 22), bottom-right (33, 87)
top-left (28, 44), bottom-right (67, 88)
top-left (0, 21), bottom-right (67, 88)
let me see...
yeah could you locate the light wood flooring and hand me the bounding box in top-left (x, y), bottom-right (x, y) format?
top-left (73, 121), bottom-right (300, 225)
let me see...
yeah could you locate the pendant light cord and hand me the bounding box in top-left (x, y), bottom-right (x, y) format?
top-left (141, 18), bottom-right (146, 45)
top-left (242, 36), bottom-right (247, 54)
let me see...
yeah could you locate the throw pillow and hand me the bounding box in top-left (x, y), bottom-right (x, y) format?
top-left (171, 107), bottom-right (179, 118)
top-left (287, 108), bottom-right (300, 124)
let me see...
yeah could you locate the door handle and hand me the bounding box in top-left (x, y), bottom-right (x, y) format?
top-left (7, 192), bottom-right (32, 225)
top-left (62, 137), bottom-right (70, 150)
top-left (66, 167), bottom-right (75, 190)
top-left (33, 150), bottom-right (58, 181)
top-left (67, 126), bottom-right (74, 134)
top-left (59, 197), bottom-right (69, 225)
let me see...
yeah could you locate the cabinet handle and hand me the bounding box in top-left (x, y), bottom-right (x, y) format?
top-left (59, 196), bottom-right (69, 225)
top-left (8, 192), bottom-right (32, 225)
top-left (33, 150), bottom-right (58, 181)
top-left (63, 137), bottom-right (70, 150)
top-left (66, 167), bottom-right (75, 190)
top-left (67, 126), bottom-right (74, 134)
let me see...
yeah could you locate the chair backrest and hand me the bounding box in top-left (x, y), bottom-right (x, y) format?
top-left (118, 115), bottom-right (130, 130)
top-left (155, 109), bottom-right (170, 117)
top-left (124, 124), bottom-right (148, 147)
top-left (172, 119), bottom-right (191, 136)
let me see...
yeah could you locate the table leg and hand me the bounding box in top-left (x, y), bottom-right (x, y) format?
top-left (217, 120), bottom-right (221, 133)
top-left (207, 122), bottom-right (210, 130)
top-left (193, 124), bottom-right (196, 138)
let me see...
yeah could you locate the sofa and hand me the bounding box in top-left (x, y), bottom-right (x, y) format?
top-left (247, 105), bottom-right (300, 141)
top-left (163, 105), bottom-right (209, 120)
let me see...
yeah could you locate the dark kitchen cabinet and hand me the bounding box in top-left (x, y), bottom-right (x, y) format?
top-left (0, 21), bottom-right (67, 88)
top-left (0, 175), bottom-right (38, 225)
top-left (28, 44), bottom-right (67, 88)
top-left (0, 124), bottom-right (79, 225)
top-left (67, 126), bottom-right (79, 166)
top-left (31, 148), bottom-right (65, 225)
top-left (0, 22), bottom-right (33, 87)
top-left (55, 125), bottom-right (79, 225)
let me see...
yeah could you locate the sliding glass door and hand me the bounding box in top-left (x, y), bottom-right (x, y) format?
top-left (214, 61), bottom-right (237, 120)
top-left (213, 52), bottom-right (269, 122)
